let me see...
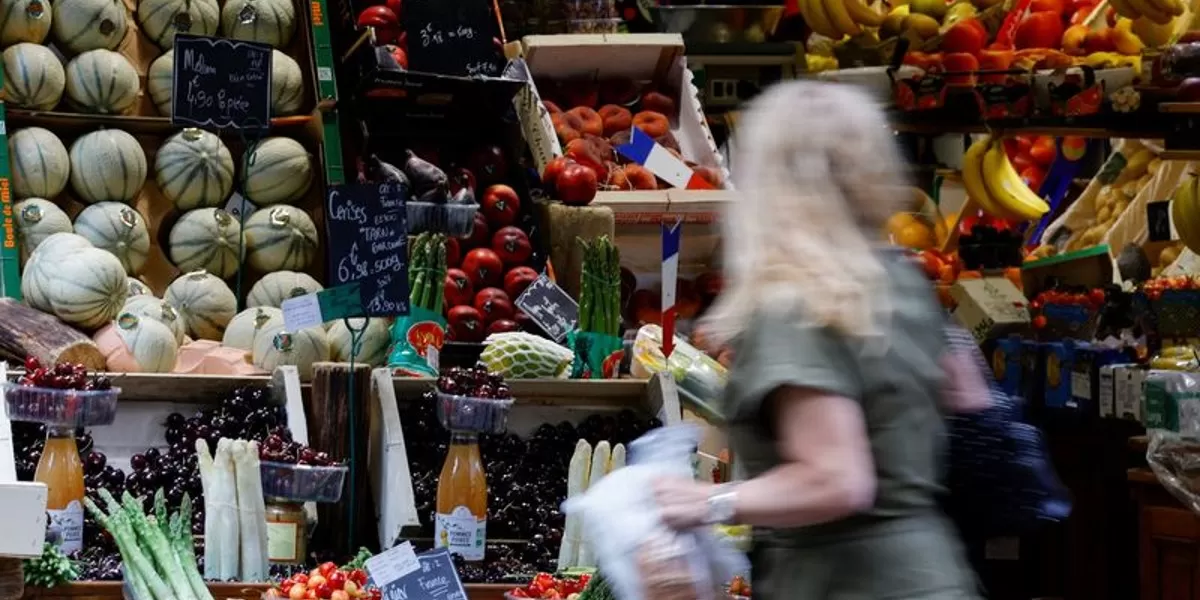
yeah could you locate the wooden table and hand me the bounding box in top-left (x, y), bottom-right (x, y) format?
top-left (1129, 466), bottom-right (1200, 600)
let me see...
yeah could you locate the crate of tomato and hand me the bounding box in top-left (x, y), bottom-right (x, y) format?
top-left (1029, 288), bottom-right (1105, 341)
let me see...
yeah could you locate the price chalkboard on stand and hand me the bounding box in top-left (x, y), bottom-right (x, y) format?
top-left (325, 182), bottom-right (411, 317)
top-left (367, 547), bottom-right (468, 600)
top-left (515, 274), bottom-right (578, 342)
top-left (1147, 200), bottom-right (1176, 243)
top-left (402, 0), bottom-right (502, 77)
top-left (171, 34), bottom-right (272, 130)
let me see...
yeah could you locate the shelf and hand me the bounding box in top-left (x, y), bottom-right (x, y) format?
top-left (1022, 244), bottom-right (1111, 269)
top-left (5, 110), bottom-right (318, 140)
top-left (592, 190), bottom-right (729, 225)
top-left (889, 112), bottom-right (1164, 138)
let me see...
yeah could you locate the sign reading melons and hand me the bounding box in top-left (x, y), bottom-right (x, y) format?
top-left (171, 34), bottom-right (272, 131)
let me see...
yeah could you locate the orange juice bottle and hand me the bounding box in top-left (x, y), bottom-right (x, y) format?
top-left (35, 428), bottom-right (86, 553)
top-left (434, 431), bottom-right (487, 561)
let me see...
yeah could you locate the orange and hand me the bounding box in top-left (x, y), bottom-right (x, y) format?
top-left (891, 221), bottom-right (937, 250)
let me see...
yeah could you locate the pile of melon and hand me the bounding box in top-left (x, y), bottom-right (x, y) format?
top-left (0, 0), bottom-right (306, 117)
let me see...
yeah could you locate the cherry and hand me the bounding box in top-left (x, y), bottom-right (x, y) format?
top-left (23, 356), bottom-right (40, 372)
top-left (130, 454), bottom-right (148, 471)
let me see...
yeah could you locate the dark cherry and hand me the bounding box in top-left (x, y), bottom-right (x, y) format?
top-left (129, 454), bottom-right (148, 471)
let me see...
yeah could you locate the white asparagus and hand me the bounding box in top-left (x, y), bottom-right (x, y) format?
top-left (611, 443), bottom-right (626, 472)
top-left (195, 439), bottom-right (221, 581)
top-left (232, 440), bottom-right (269, 582)
top-left (577, 440), bottom-right (611, 568)
top-left (557, 439), bottom-right (592, 570)
top-left (213, 438), bottom-right (241, 581)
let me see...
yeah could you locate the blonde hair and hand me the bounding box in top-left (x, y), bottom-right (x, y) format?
top-left (704, 81), bottom-right (910, 345)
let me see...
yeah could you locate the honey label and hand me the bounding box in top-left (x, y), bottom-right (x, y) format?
top-left (434, 506), bottom-right (485, 561)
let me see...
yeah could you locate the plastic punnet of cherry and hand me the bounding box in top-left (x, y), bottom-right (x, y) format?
top-left (435, 365), bottom-right (515, 434)
top-left (257, 431), bottom-right (349, 503)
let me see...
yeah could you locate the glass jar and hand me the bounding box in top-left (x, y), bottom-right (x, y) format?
top-left (265, 501), bottom-right (307, 564)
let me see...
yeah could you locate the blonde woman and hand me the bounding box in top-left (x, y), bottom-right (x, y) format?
top-left (651, 82), bottom-right (980, 599)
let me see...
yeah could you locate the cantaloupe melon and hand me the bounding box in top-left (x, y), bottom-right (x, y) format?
top-left (252, 320), bottom-right (328, 380)
top-left (164, 269), bottom-right (236, 340)
top-left (220, 0), bottom-right (294, 47)
top-left (22, 232), bottom-right (92, 311)
top-left (223, 305), bottom-right (282, 351)
top-left (113, 312), bottom-right (178, 372)
top-left (156, 128), bottom-right (234, 210)
top-left (246, 270), bottom-right (321, 308)
top-left (52, 0), bottom-right (127, 53)
top-left (45, 246), bottom-right (129, 329)
top-left (65, 49), bottom-right (139, 114)
top-left (0, 43), bottom-right (64, 110)
top-left (69, 129), bottom-right (147, 204)
top-left (147, 50), bottom-right (172, 116)
top-left (271, 50), bottom-right (303, 116)
top-left (122, 294), bottom-right (186, 343)
top-left (10, 127), bottom-right (69, 200)
top-left (138, 0), bottom-right (218, 49)
top-left (168, 207), bottom-right (243, 278)
top-left (14, 198), bottom-right (72, 258)
top-left (0, 0), bottom-right (51, 46)
top-left (126, 277), bottom-right (152, 297)
top-left (243, 205), bottom-right (318, 271)
top-left (328, 317), bottom-right (391, 366)
top-left (73, 202), bottom-right (151, 274)
top-left (242, 136), bottom-right (312, 206)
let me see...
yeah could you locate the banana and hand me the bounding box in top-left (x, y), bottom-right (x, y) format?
top-left (1108, 0), bottom-right (1142, 19)
top-left (1146, 0), bottom-right (1184, 17)
top-left (803, 0), bottom-right (844, 39)
top-left (845, 0), bottom-right (885, 26)
top-left (1174, 175), bottom-right (1200, 253)
top-left (822, 0), bottom-right (864, 36)
top-left (1126, 0), bottom-right (1172, 23)
top-left (963, 136), bottom-right (1018, 220)
top-left (981, 140), bottom-right (1051, 221)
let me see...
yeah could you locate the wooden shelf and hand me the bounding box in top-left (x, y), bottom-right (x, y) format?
top-left (592, 190), bottom-right (728, 225)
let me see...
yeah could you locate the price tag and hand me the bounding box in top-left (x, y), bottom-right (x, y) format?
top-left (224, 192), bottom-right (258, 221)
top-left (1147, 200), bottom-right (1177, 242)
top-left (325, 182), bottom-right (410, 317)
top-left (402, 0), bottom-right (502, 77)
top-left (171, 34), bottom-right (272, 131)
top-left (368, 548), bottom-right (468, 600)
top-left (514, 274), bottom-right (578, 342)
top-left (365, 541), bottom-right (420, 587)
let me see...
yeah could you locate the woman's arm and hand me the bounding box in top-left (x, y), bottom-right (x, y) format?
top-left (654, 386), bottom-right (875, 529)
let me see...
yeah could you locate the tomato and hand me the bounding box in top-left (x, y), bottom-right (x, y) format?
top-left (462, 248), bottom-right (505, 289)
top-left (918, 250), bottom-right (944, 280)
top-left (1032, 315), bottom-right (1048, 329)
top-left (556, 163), bottom-right (598, 206)
top-left (281, 581), bottom-right (295, 594)
top-left (294, 574), bottom-right (309, 585)
top-left (1029, 136), bottom-right (1057, 167)
top-left (468, 145), bottom-right (510, 186)
top-left (461, 212), bottom-right (490, 250)
top-left (445, 236), bottom-right (461, 268)
top-left (541, 156), bottom-right (573, 190)
top-left (504, 266), bottom-right (539, 300)
top-left (385, 0), bottom-right (402, 19)
top-left (474, 288), bottom-right (515, 324)
top-left (938, 263), bottom-right (957, 285)
top-left (1088, 289), bottom-right (1105, 306)
top-left (447, 305), bottom-right (486, 342)
top-left (482, 184), bottom-right (522, 227)
top-left (491, 226), bottom-right (533, 267)
top-left (445, 269), bottom-right (475, 307)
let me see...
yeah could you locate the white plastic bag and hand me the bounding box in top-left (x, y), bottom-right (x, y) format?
top-left (563, 425), bottom-right (747, 600)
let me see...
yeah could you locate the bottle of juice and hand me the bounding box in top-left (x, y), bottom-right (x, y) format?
top-left (434, 431), bottom-right (487, 561)
top-left (35, 427), bottom-right (85, 554)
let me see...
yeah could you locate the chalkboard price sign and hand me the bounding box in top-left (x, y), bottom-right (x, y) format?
top-left (171, 34), bottom-right (272, 130)
top-left (403, 0), bottom-right (502, 77)
top-left (368, 548), bottom-right (468, 600)
top-left (514, 275), bottom-right (579, 342)
top-left (1147, 200), bottom-right (1175, 243)
top-left (325, 182), bottom-right (411, 317)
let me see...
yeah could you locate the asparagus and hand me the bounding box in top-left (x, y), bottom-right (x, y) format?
top-left (173, 494), bottom-right (213, 600)
top-left (117, 538), bottom-right (154, 600)
top-left (432, 234), bottom-right (447, 311)
top-left (85, 493), bottom-right (172, 600)
top-left (578, 239), bottom-right (592, 332)
top-left (120, 491), bottom-right (198, 600)
top-left (153, 489), bottom-right (170, 540)
top-left (195, 439), bottom-right (220, 581)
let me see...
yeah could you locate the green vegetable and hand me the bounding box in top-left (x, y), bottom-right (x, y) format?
top-left (23, 541), bottom-right (78, 588)
top-left (173, 494), bottom-right (210, 600)
top-left (85, 492), bottom-right (173, 600)
top-left (343, 547), bottom-right (374, 571)
top-left (120, 491), bottom-right (197, 600)
top-left (408, 232), bottom-right (447, 313)
top-left (577, 572), bottom-right (615, 600)
top-left (577, 236), bottom-right (621, 337)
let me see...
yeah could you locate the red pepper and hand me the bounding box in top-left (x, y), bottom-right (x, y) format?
top-left (357, 5), bottom-right (398, 28)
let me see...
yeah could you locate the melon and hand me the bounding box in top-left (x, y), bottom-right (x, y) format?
top-left (251, 320), bottom-right (328, 380)
top-left (164, 269), bottom-right (237, 340)
top-left (168, 207), bottom-right (243, 278)
top-left (223, 305), bottom-right (282, 351)
top-left (243, 205), bottom-right (318, 271)
top-left (156, 128), bottom-right (234, 210)
top-left (0, 43), bottom-right (64, 110)
top-left (328, 317), bottom-right (391, 366)
top-left (10, 127), bottom-right (69, 200)
top-left (242, 136), bottom-right (312, 206)
top-left (126, 277), bottom-right (152, 297)
top-left (219, 0), bottom-right (294, 47)
top-left (113, 312), bottom-right (178, 372)
top-left (0, 0), bottom-right (51, 46)
top-left (52, 0), bottom-right (127, 53)
top-left (271, 50), bottom-right (303, 116)
top-left (64, 49), bottom-right (139, 114)
top-left (69, 129), bottom-right (147, 204)
top-left (45, 246), bottom-right (128, 329)
top-left (21, 232), bottom-right (92, 311)
top-left (246, 270), bottom-right (322, 308)
top-left (73, 202), bottom-right (151, 274)
top-left (147, 50), bottom-right (172, 116)
top-left (138, 0), bottom-right (218, 49)
top-left (14, 198), bottom-right (72, 258)
top-left (122, 294), bottom-right (186, 343)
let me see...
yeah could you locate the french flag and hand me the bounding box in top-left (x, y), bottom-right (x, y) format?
top-left (661, 220), bottom-right (682, 357)
top-left (616, 127), bottom-right (716, 190)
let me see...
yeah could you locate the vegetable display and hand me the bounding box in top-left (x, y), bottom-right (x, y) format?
top-left (577, 237), bottom-right (620, 337)
top-left (196, 438), bottom-right (269, 582)
top-left (23, 541), bottom-right (79, 588)
top-left (409, 232), bottom-right (448, 315)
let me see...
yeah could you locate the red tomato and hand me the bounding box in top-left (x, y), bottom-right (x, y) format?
top-left (385, 0), bottom-right (402, 18)
top-left (474, 288), bottom-right (515, 324)
top-left (1029, 137), bottom-right (1057, 166)
top-left (447, 305), bottom-right (486, 342)
top-left (444, 269), bottom-right (475, 307)
top-left (556, 163), bottom-right (599, 206)
top-left (1088, 289), bottom-right (1105, 306)
top-left (482, 184), bottom-right (521, 227)
top-left (462, 248), bottom-right (504, 289)
top-left (294, 574), bottom-right (309, 585)
top-left (918, 250), bottom-right (944, 280)
top-left (504, 266), bottom-right (539, 299)
top-left (461, 212), bottom-right (490, 250)
top-left (1020, 164), bottom-right (1046, 192)
top-left (1010, 152), bottom-right (1035, 174)
top-left (1032, 315), bottom-right (1048, 329)
top-left (541, 156), bottom-right (573, 190)
top-left (491, 226), bottom-right (533, 267)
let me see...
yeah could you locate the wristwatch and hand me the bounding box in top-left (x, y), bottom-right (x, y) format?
top-left (704, 485), bottom-right (740, 526)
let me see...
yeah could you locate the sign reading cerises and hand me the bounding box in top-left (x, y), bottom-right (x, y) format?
top-left (171, 34), bottom-right (272, 130)
top-left (325, 182), bottom-right (410, 317)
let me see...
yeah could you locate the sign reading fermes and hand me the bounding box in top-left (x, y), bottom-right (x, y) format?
top-left (171, 34), bottom-right (272, 130)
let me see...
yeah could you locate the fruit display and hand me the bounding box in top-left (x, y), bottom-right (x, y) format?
top-left (1151, 242), bottom-right (1187, 278)
top-left (962, 134), bottom-right (1051, 222)
top-left (6, 358), bottom-right (118, 426)
top-left (1171, 172), bottom-right (1200, 255)
top-left (507, 571), bottom-right (592, 599)
top-left (264, 563), bottom-right (380, 600)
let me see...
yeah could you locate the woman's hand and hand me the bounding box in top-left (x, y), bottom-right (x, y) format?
top-left (652, 477), bottom-right (717, 530)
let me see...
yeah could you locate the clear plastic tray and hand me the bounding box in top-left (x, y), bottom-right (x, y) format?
top-left (2, 382), bottom-right (121, 427)
top-left (407, 202), bottom-right (478, 236)
top-left (260, 461), bottom-right (349, 503)
top-left (436, 391), bottom-right (514, 434)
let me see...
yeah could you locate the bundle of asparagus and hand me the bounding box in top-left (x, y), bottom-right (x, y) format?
top-left (408, 232), bottom-right (447, 313)
top-left (84, 489), bottom-right (212, 600)
top-left (578, 236), bottom-right (620, 337)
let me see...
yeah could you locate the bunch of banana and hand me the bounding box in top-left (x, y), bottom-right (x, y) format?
top-left (962, 135), bottom-right (1052, 221)
top-left (1171, 173), bottom-right (1200, 253)
top-left (802, 0), bottom-right (885, 39)
top-left (1110, 0), bottom-right (1182, 26)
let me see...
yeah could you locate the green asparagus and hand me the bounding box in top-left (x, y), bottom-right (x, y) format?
top-left (84, 494), bottom-right (172, 600)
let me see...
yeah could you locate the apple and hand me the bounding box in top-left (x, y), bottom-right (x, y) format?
top-left (462, 248), bottom-right (504, 288)
top-left (504, 266), bottom-right (539, 299)
top-left (288, 584), bottom-right (307, 600)
top-left (1014, 11), bottom-right (1063, 50)
top-left (491, 226), bottom-right (533, 267)
top-left (482, 184), bottom-right (521, 227)
top-left (444, 269), bottom-right (474, 307)
top-left (447, 305), bottom-right (486, 342)
top-left (556, 163), bottom-right (598, 206)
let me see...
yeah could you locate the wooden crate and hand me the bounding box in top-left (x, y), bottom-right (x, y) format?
top-left (21, 582), bottom-right (514, 599)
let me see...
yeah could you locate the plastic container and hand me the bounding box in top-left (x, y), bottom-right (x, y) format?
top-left (2, 383), bottom-right (121, 427)
top-left (407, 202), bottom-right (479, 236)
top-left (436, 391), bottom-right (514, 434)
top-left (260, 461), bottom-right (349, 503)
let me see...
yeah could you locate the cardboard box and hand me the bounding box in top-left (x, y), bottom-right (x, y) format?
top-left (992, 336), bottom-right (1023, 398)
top-left (1020, 341), bottom-right (1046, 406)
top-left (950, 278), bottom-right (1031, 344)
top-left (1074, 346), bottom-right (1127, 415)
top-left (1099, 364), bottom-right (1118, 418)
top-left (1114, 364), bottom-right (1146, 423)
top-left (1044, 341), bottom-right (1076, 409)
